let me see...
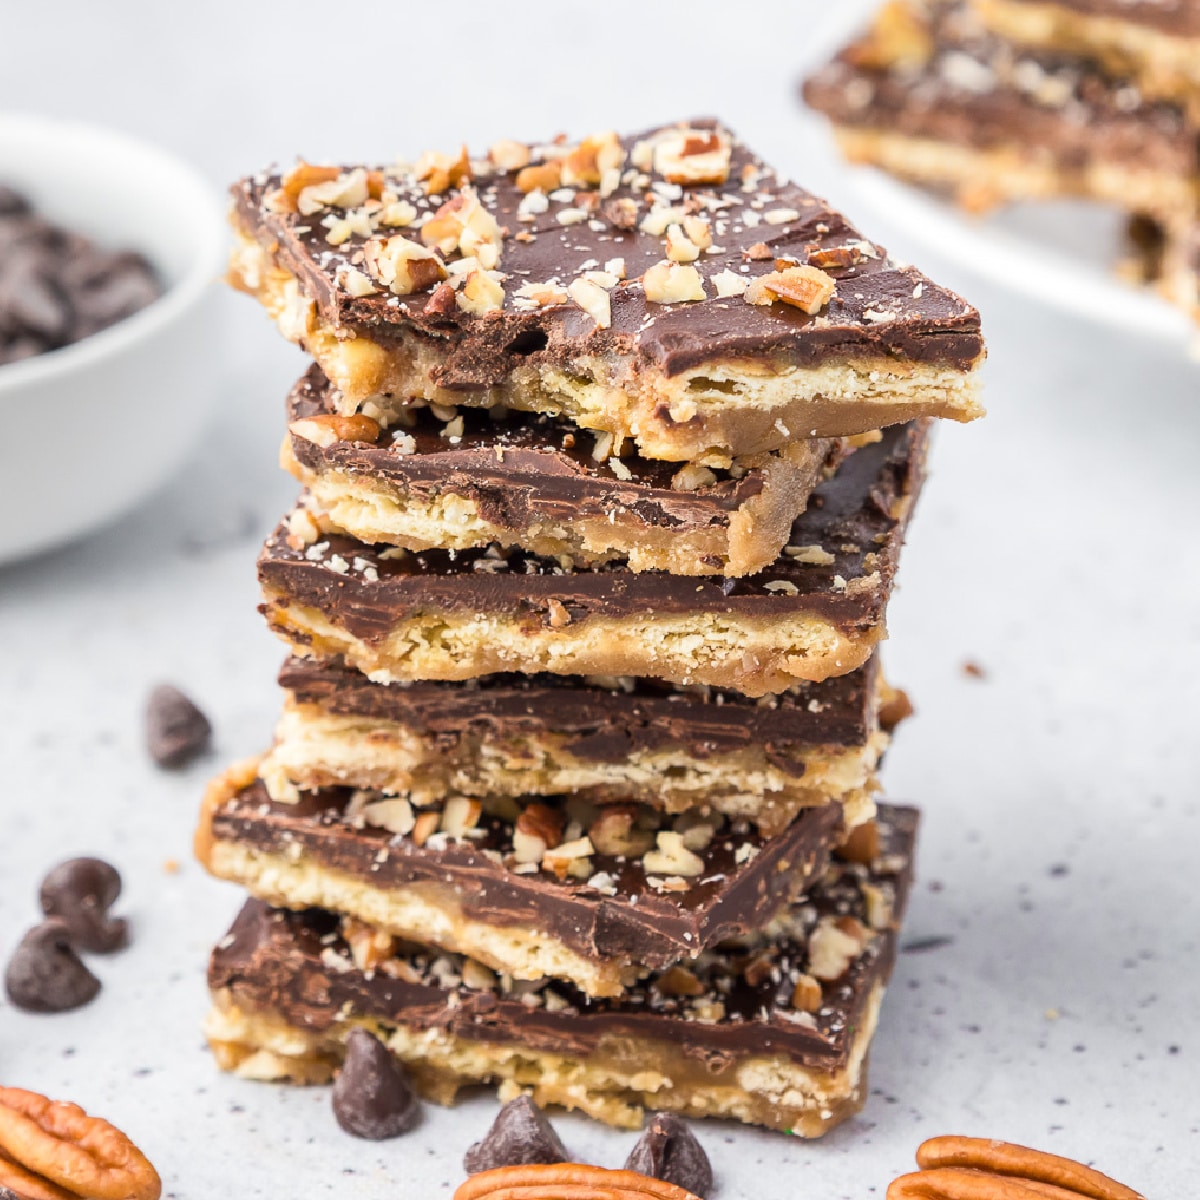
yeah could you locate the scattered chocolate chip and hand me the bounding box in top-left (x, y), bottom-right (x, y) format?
top-left (464, 1095), bottom-right (569, 1174)
top-left (331, 1028), bottom-right (420, 1139)
top-left (40, 857), bottom-right (129, 954)
top-left (961, 659), bottom-right (986, 679)
top-left (624, 1112), bottom-right (713, 1198)
top-left (145, 684), bottom-right (212, 768)
top-left (5, 920), bottom-right (101, 1013)
top-left (0, 189), bottom-right (161, 367)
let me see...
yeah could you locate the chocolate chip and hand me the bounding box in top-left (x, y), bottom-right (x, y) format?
top-left (40, 858), bottom-right (128, 954)
top-left (0, 190), bottom-right (160, 367)
top-left (624, 1112), bottom-right (713, 1198)
top-left (5, 920), bottom-right (101, 1013)
top-left (463, 1095), bottom-right (569, 1174)
top-left (331, 1028), bottom-right (420, 1139)
top-left (145, 684), bottom-right (212, 768)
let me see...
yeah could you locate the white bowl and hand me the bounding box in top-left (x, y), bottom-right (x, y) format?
top-left (0, 113), bottom-right (226, 563)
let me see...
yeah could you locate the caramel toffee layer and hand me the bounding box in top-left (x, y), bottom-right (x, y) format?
top-left (285, 363), bottom-right (836, 573)
top-left (233, 123), bottom-right (981, 392)
top-left (205, 777), bottom-right (844, 970)
top-left (278, 654), bottom-right (884, 761)
top-left (208, 805), bottom-right (917, 1074)
top-left (260, 419), bottom-right (927, 654)
top-left (804, 2), bottom-right (1199, 200)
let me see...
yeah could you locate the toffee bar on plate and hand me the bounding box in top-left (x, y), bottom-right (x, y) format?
top-left (196, 759), bottom-right (848, 997)
top-left (260, 655), bottom-right (901, 836)
top-left (284, 364), bottom-right (840, 578)
top-left (259, 420), bottom-right (928, 697)
top-left (971, 0), bottom-right (1200, 106)
top-left (229, 119), bottom-right (983, 460)
top-left (804, 1), bottom-right (1199, 221)
top-left (205, 804), bottom-right (918, 1133)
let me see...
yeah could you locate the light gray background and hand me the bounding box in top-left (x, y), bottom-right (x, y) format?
top-left (1, 3), bottom-right (1197, 1196)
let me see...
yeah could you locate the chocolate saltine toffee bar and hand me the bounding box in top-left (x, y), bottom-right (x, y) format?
top-left (230, 120), bottom-right (983, 461)
top-left (804, 1), bottom-right (1199, 221)
top-left (197, 759), bottom-right (847, 997)
top-left (205, 804), bottom-right (918, 1134)
top-left (972, 0), bottom-right (1200, 107)
top-left (259, 420), bottom-right (929, 696)
top-left (260, 655), bottom-right (903, 835)
top-left (284, 364), bottom-right (841, 578)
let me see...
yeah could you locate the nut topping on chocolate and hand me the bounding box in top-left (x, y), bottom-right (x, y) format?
top-left (331, 1027), bottom-right (420, 1139)
top-left (463, 1095), bottom-right (569, 1175)
top-left (145, 684), bottom-right (212, 769)
top-left (4, 920), bottom-right (101, 1013)
top-left (624, 1113), bottom-right (713, 1199)
top-left (39, 857), bottom-right (128, 953)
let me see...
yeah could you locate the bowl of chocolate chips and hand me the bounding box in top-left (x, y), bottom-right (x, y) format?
top-left (0, 113), bottom-right (225, 563)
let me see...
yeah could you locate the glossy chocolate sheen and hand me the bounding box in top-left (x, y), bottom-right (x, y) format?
top-left (289, 364), bottom-right (832, 535)
top-left (804, 3), bottom-right (1198, 177)
top-left (208, 806), bottom-right (918, 1070)
top-left (234, 121), bottom-right (982, 389)
top-left (210, 780), bottom-right (844, 967)
top-left (260, 420), bottom-right (927, 639)
top-left (278, 655), bottom-right (880, 763)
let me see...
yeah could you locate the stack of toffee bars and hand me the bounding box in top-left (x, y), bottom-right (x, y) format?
top-left (196, 119), bottom-right (984, 1135)
top-left (805, 0), bottom-right (1200, 328)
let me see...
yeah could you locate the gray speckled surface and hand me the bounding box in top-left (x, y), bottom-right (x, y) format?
top-left (2, 2), bottom-right (1198, 1196)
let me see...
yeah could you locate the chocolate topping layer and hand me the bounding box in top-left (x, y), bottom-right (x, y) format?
top-left (288, 364), bottom-right (832, 537)
top-left (804, 3), bottom-right (1198, 179)
top-left (209, 779), bottom-right (843, 968)
top-left (278, 655), bottom-right (881, 764)
top-left (260, 420), bottom-right (927, 639)
top-left (233, 121), bottom-right (981, 389)
top-left (208, 805), bottom-right (917, 1070)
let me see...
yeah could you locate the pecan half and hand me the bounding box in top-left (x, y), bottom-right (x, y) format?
top-left (888, 1138), bottom-right (1146, 1200)
top-left (888, 1167), bottom-right (1087, 1198)
top-left (907, 1137), bottom-right (1144, 1200)
top-left (0, 1088), bottom-right (161, 1200)
top-left (455, 1163), bottom-right (702, 1200)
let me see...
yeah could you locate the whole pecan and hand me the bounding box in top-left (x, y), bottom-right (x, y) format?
top-left (887, 1136), bottom-right (1144, 1200)
top-left (455, 1163), bottom-right (702, 1200)
top-left (0, 1088), bottom-right (161, 1200)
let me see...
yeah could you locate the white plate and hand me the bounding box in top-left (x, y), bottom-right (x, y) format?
top-left (842, 167), bottom-right (1193, 342)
